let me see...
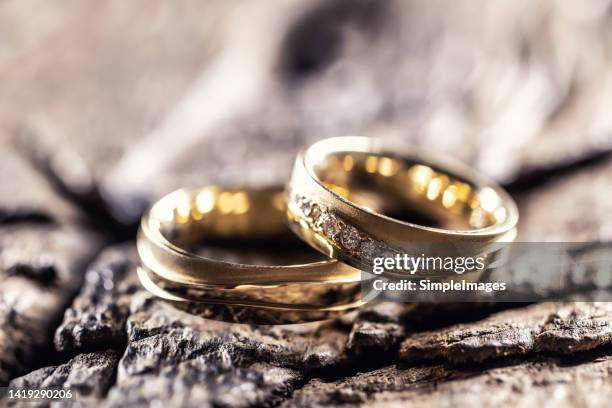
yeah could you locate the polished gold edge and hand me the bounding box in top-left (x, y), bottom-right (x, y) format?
top-left (298, 136), bottom-right (518, 238)
top-left (137, 266), bottom-right (367, 312)
top-left (287, 192), bottom-right (517, 264)
top-left (137, 186), bottom-right (363, 288)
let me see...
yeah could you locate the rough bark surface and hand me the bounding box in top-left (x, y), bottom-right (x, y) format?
top-left (8, 350), bottom-right (120, 403)
top-left (2, 1), bottom-right (612, 407)
top-left (400, 302), bottom-right (612, 364)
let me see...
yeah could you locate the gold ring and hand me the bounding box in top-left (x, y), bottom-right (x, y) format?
top-left (286, 136), bottom-right (518, 272)
top-left (136, 186), bottom-right (364, 311)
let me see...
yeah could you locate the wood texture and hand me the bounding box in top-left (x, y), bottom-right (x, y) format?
top-left (2, 1), bottom-right (612, 406)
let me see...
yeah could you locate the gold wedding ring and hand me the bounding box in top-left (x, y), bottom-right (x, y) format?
top-left (136, 186), bottom-right (364, 311)
top-left (286, 136), bottom-right (518, 272)
top-left (137, 137), bottom-right (519, 314)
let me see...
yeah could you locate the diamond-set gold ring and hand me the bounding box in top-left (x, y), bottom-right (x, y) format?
top-left (286, 136), bottom-right (518, 273)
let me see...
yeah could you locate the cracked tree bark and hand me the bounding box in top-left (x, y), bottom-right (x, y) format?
top-left (2, 1), bottom-right (612, 407)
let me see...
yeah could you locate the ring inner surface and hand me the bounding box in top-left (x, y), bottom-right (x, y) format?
top-left (312, 152), bottom-right (509, 231)
top-left (149, 188), bottom-right (324, 265)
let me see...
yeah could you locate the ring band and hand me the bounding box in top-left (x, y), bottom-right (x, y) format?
top-left (136, 266), bottom-right (363, 311)
top-left (136, 186), bottom-right (364, 310)
top-left (136, 267), bottom-right (363, 324)
top-left (286, 136), bottom-right (518, 272)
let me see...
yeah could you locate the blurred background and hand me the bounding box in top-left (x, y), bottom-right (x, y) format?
top-left (3, 1), bottom-right (612, 403)
top-left (3, 0), bottom-right (612, 231)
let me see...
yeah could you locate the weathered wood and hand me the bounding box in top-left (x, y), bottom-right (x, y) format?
top-left (2, 1), bottom-right (612, 406)
top-left (400, 302), bottom-right (612, 364)
top-left (284, 356), bottom-right (612, 407)
top-left (8, 350), bottom-right (119, 403)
